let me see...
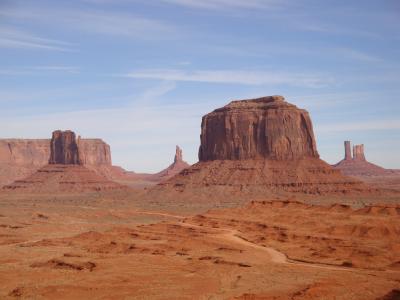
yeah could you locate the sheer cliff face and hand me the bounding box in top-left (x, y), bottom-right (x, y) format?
top-left (78, 139), bottom-right (112, 165)
top-left (0, 140), bottom-right (50, 166)
top-left (199, 96), bottom-right (319, 161)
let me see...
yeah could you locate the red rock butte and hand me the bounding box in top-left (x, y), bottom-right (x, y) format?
top-left (199, 95), bottom-right (319, 161)
top-left (151, 95), bottom-right (372, 199)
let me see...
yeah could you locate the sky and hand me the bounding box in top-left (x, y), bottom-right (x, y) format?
top-left (0, 0), bottom-right (399, 172)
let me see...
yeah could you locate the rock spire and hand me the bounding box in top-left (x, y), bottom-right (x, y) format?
top-left (49, 130), bottom-right (81, 165)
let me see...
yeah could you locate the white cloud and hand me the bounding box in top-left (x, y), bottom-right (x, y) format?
top-left (0, 66), bottom-right (80, 76)
top-left (125, 68), bottom-right (334, 88)
top-left (1, 7), bottom-right (177, 39)
top-left (0, 27), bottom-right (75, 51)
top-left (317, 120), bottom-right (400, 133)
top-left (332, 48), bottom-right (382, 63)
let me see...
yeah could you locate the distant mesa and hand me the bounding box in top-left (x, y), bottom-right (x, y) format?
top-left (334, 141), bottom-right (398, 177)
top-left (0, 130), bottom-right (190, 190)
top-left (150, 95), bottom-right (372, 199)
top-left (0, 132), bottom-right (113, 187)
top-left (1, 130), bottom-right (125, 193)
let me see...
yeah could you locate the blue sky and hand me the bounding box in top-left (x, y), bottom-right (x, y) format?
top-left (0, 0), bottom-right (399, 172)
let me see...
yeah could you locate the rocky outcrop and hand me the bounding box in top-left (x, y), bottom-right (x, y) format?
top-left (148, 146), bottom-right (190, 181)
top-left (334, 141), bottom-right (397, 177)
top-left (344, 141), bottom-right (351, 161)
top-left (150, 96), bottom-right (372, 201)
top-left (49, 130), bottom-right (81, 165)
top-left (199, 95), bottom-right (319, 161)
top-left (174, 145), bottom-right (183, 164)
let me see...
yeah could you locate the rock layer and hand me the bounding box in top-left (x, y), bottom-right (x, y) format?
top-left (3, 165), bottom-right (126, 193)
top-left (49, 130), bottom-right (81, 165)
top-left (199, 96), bottom-right (319, 161)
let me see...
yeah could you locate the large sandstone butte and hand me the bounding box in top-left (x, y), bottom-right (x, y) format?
top-left (199, 95), bottom-right (319, 161)
top-left (150, 96), bottom-right (371, 202)
top-left (334, 141), bottom-right (399, 177)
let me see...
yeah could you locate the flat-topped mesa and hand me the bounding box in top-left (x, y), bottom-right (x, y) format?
top-left (199, 95), bottom-right (319, 161)
top-left (353, 144), bottom-right (366, 161)
top-left (49, 130), bottom-right (81, 165)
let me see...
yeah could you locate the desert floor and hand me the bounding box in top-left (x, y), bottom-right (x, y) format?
top-left (0, 191), bottom-right (399, 300)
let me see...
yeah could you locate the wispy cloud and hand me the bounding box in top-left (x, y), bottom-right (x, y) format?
top-left (332, 47), bottom-right (382, 62)
top-left (0, 27), bottom-right (75, 51)
top-left (0, 66), bottom-right (80, 76)
top-left (124, 69), bottom-right (334, 88)
top-left (1, 7), bottom-right (177, 39)
top-left (317, 120), bottom-right (400, 133)
top-left (83, 0), bottom-right (284, 10)
top-left (297, 22), bottom-right (379, 39)
top-left (159, 0), bottom-right (282, 10)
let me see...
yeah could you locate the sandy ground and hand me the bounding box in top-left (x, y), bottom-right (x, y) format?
top-left (0, 192), bottom-right (399, 299)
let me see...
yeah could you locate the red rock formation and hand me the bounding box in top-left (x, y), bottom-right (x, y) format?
top-left (150, 96), bottom-right (372, 200)
top-left (49, 130), bottom-right (81, 165)
top-left (353, 144), bottom-right (366, 161)
top-left (0, 139), bottom-right (50, 166)
top-left (334, 141), bottom-right (397, 177)
top-left (0, 133), bottom-right (114, 186)
top-left (344, 141), bottom-right (352, 160)
top-left (174, 145), bottom-right (183, 163)
top-left (78, 137), bottom-right (112, 165)
top-left (148, 145), bottom-right (190, 181)
top-left (199, 95), bottom-right (319, 161)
